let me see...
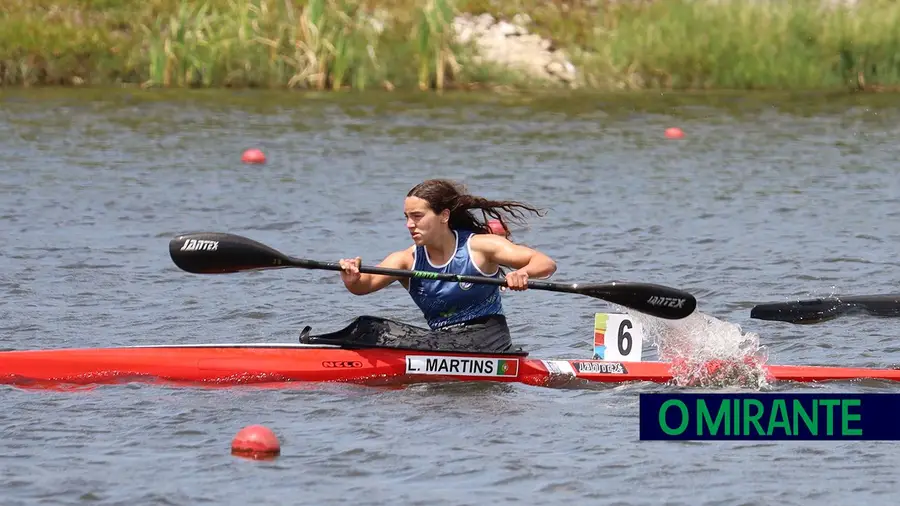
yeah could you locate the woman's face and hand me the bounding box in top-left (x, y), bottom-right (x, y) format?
top-left (404, 196), bottom-right (449, 246)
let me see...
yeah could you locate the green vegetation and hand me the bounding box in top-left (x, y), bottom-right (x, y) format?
top-left (0, 0), bottom-right (482, 90)
top-left (3, 0), bottom-right (900, 91)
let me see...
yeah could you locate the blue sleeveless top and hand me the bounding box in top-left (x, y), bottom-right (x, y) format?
top-left (408, 230), bottom-right (504, 329)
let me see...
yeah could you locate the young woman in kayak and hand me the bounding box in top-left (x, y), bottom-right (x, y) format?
top-left (316, 179), bottom-right (557, 352)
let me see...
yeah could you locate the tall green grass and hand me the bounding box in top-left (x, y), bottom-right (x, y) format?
top-left (415, 0), bottom-right (457, 90)
top-left (4, 0), bottom-right (900, 90)
top-left (138, 0), bottom-right (383, 89)
top-left (592, 0), bottom-right (900, 91)
top-left (0, 0), bottom-right (475, 89)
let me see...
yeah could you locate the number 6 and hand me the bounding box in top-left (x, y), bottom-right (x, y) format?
top-left (618, 318), bottom-right (633, 356)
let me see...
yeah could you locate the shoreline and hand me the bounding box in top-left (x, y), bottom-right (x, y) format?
top-left (7, 86), bottom-right (900, 115)
top-left (2, 0), bottom-right (900, 92)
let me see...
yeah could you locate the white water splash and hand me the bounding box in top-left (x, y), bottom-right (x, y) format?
top-left (632, 311), bottom-right (771, 389)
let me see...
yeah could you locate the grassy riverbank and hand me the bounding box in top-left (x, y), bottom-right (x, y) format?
top-left (3, 0), bottom-right (900, 91)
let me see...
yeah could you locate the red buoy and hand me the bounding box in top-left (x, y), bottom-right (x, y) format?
top-left (241, 148), bottom-right (266, 164)
top-left (231, 424), bottom-right (280, 460)
top-left (487, 219), bottom-right (508, 237)
top-left (664, 127), bottom-right (684, 139)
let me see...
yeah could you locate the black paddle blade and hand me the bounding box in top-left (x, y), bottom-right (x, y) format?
top-left (169, 232), bottom-right (293, 274)
top-left (750, 298), bottom-right (843, 324)
top-left (751, 294), bottom-right (900, 324)
top-left (579, 282), bottom-right (697, 320)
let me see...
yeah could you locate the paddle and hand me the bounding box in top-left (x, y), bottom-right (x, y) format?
top-left (168, 232), bottom-right (698, 320)
top-left (750, 294), bottom-right (900, 324)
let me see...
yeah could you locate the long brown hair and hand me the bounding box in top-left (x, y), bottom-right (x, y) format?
top-left (406, 179), bottom-right (546, 238)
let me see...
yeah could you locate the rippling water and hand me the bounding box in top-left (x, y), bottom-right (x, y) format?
top-left (2, 88), bottom-right (900, 505)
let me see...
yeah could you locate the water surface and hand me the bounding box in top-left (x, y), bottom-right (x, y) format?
top-left (2, 88), bottom-right (899, 505)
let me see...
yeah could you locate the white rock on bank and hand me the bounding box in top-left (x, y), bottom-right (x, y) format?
top-left (452, 13), bottom-right (577, 87)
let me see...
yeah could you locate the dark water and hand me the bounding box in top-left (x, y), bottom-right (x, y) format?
top-left (2, 88), bottom-right (900, 505)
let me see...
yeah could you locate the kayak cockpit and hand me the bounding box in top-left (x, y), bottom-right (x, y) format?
top-left (296, 315), bottom-right (528, 356)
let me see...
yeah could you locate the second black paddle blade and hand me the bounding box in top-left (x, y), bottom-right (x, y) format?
top-left (751, 294), bottom-right (900, 324)
top-left (750, 298), bottom-right (844, 324)
top-left (169, 232), bottom-right (292, 274)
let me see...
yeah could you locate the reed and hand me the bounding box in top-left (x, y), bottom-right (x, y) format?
top-left (0, 0), bottom-right (476, 89)
top-left (4, 0), bottom-right (900, 91)
top-left (415, 0), bottom-right (458, 90)
top-left (138, 0), bottom-right (388, 89)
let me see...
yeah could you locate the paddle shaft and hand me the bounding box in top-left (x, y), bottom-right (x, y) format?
top-left (169, 232), bottom-right (697, 319)
top-left (295, 257), bottom-right (573, 293)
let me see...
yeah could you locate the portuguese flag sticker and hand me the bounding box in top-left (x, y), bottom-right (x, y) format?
top-left (496, 359), bottom-right (519, 376)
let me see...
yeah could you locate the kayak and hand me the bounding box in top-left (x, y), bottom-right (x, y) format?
top-left (3, 342), bottom-right (900, 389)
top-left (3, 311), bottom-right (900, 389)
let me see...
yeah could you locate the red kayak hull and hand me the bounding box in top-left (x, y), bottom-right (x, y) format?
top-left (2, 344), bottom-right (900, 389)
